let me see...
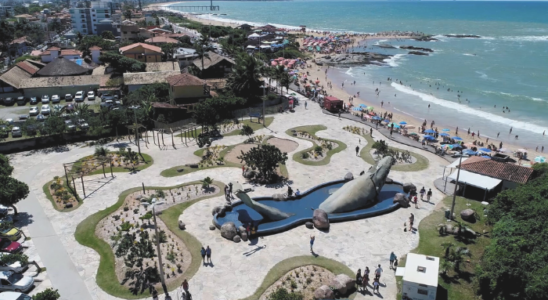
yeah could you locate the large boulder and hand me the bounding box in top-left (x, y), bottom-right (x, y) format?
top-left (314, 285), bottom-right (335, 299)
top-left (220, 222), bottom-right (238, 240)
top-left (305, 221), bottom-right (314, 229)
top-left (209, 225), bottom-right (216, 231)
top-left (329, 274), bottom-right (355, 295)
top-left (233, 235), bottom-right (241, 243)
top-left (403, 182), bottom-right (416, 194)
top-left (211, 206), bottom-right (223, 216)
top-left (393, 193), bottom-right (410, 207)
top-left (312, 209), bottom-right (329, 230)
top-left (240, 232), bottom-right (248, 241)
top-left (344, 172), bottom-right (354, 181)
top-left (243, 169), bottom-right (256, 179)
top-left (272, 193), bottom-right (287, 201)
top-left (460, 209), bottom-right (476, 222)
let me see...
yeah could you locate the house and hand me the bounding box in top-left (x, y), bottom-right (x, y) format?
top-left (445, 156), bottom-right (534, 201)
top-left (119, 43), bottom-right (163, 63)
top-left (0, 5), bottom-right (14, 19)
top-left (192, 51), bottom-right (235, 79)
top-left (0, 60), bottom-right (40, 95)
top-left (123, 62), bottom-right (180, 92)
top-left (20, 75), bottom-right (102, 98)
top-left (9, 36), bottom-right (32, 56)
top-left (144, 36), bottom-right (180, 45)
top-left (166, 73), bottom-right (210, 106)
top-left (36, 58), bottom-right (91, 77)
top-left (39, 47), bottom-right (83, 63)
top-left (120, 22), bottom-right (153, 42)
top-left (89, 46), bottom-right (102, 64)
top-left (173, 48), bottom-right (197, 66)
top-left (399, 253), bottom-right (439, 300)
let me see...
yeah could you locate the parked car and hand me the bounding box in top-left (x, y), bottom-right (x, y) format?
top-left (36, 115), bottom-right (46, 122)
top-left (0, 252), bottom-right (27, 273)
top-left (0, 228), bottom-right (20, 242)
top-left (10, 128), bottom-right (22, 138)
top-left (41, 95), bottom-right (49, 104)
top-left (65, 94), bottom-right (73, 101)
top-left (0, 291), bottom-right (32, 300)
top-left (65, 120), bottom-right (76, 132)
top-left (100, 93), bottom-right (118, 102)
top-left (78, 119), bottom-right (89, 130)
top-left (2, 98), bottom-right (14, 106)
top-left (40, 105), bottom-right (50, 115)
top-left (65, 103), bottom-right (75, 112)
top-left (0, 271), bottom-right (34, 292)
top-left (87, 91), bottom-right (95, 100)
top-left (29, 107), bottom-right (38, 116)
top-left (0, 239), bottom-right (22, 254)
top-left (29, 97), bottom-right (38, 105)
top-left (51, 95), bottom-right (60, 104)
top-left (17, 115), bottom-right (28, 121)
top-left (15, 97), bottom-right (26, 106)
top-left (0, 206), bottom-right (8, 219)
top-left (74, 91), bottom-right (84, 102)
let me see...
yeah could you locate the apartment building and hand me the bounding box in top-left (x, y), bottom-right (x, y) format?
top-left (69, 1), bottom-right (121, 36)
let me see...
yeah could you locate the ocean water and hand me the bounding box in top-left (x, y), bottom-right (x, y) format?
top-left (170, 1), bottom-right (548, 148)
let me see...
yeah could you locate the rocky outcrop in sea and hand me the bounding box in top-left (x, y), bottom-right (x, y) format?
top-left (400, 45), bottom-right (434, 52)
top-left (444, 34), bottom-right (481, 38)
top-left (315, 52), bottom-right (391, 66)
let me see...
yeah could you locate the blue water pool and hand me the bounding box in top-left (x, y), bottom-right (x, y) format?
top-left (214, 181), bottom-right (404, 235)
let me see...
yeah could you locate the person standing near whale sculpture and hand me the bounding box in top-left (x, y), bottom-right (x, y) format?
top-left (319, 156), bottom-right (395, 214)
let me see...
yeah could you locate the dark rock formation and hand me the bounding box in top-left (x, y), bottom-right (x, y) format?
top-left (408, 51), bottom-right (429, 56)
top-left (377, 43), bottom-right (396, 49)
top-left (403, 183), bottom-right (417, 194)
top-left (220, 222), bottom-right (238, 240)
top-left (400, 45), bottom-right (433, 52)
top-left (413, 35), bottom-right (438, 42)
top-left (314, 285), bottom-right (335, 299)
top-left (393, 193), bottom-right (410, 207)
top-left (344, 172), bottom-right (354, 181)
top-left (460, 209), bottom-right (476, 222)
top-left (313, 209), bottom-right (330, 230)
top-left (233, 235), bottom-right (241, 243)
top-left (444, 34), bottom-right (481, 38)
top-left (329, 274), bottom-right (355, 295)
top-left (305, 221), bottom-right (314, 229)
top-left (315, 52), bottom-right (391, 67)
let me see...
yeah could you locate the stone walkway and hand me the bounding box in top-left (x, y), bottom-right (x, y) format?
top-left (8, 98), bottom-right (449, 300)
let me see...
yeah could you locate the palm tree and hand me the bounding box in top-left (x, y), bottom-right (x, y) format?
top-left (194, 29), bottom-right (211, 76)
top-left (441, 242), bottom-right (454, 258)
top-left (227, 53), bottom-right (262, 96)
top-left (273, 65), bottom-right (286, 95)
top-left (279, 71), bottom-right (293, 94)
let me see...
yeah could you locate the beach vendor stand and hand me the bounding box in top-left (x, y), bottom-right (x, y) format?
top-left (323, 96), bottom-right (343, 112)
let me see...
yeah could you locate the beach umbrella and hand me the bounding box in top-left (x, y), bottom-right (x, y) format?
top-left (442, 128), bottom-right (450, 132)
top-left (452, 144), bottom-right (463, 149)
top-left (383, 119), bottom-right (390, 123)
top-left (352, 107), bottom-right (362, 111)
top-left (534, 156), bottom-right (546, 163)
top-left (479, 147), bottom-right (491, 153)
top-left (388, 123), bottom-right (400, 128)
top-left (409, 132), bottom-right (418, 136)
top-left (363, 114), bottom-right (371, 119)
top-left (463, 149), bottom-right (477, 155)
top-left (359, 104), bottom-right (367, 108)
top-left (452, 136), bottom-right (463, 141)
top-left (367, 106), bottom-right (374, 110)
top-left (399, 121), bottom-right (407, 125)
top-left (424, 129), bottom-right (435, 134)
top-left (440, 133), bottom-right (450, 137)
top-left (372, 116), bottom-right (381, 120)
top-left (424, 135), bottom-right (435, 141)
top-left (481, 155), bottom-right (492, 159)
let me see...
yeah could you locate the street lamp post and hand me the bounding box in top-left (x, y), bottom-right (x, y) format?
top-left (260, 85), bottom-right (266, 126)
top-left (149, 198), bottom-right (170, 299)
top-left (449, 152), bottom-right (463, 219)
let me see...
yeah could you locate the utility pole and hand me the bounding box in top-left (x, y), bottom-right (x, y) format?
top-left (133, 109), bottom-right (141, 154)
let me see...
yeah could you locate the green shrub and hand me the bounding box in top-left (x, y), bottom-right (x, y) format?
top-left (268, 287), bottom-right (302, 300)
top-left (301, 152), bottom-right (309, 159)
top-left (314, 145), bottom-right (323, 155)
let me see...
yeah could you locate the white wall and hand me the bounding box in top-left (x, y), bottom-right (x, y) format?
top-left (402, 281), bottom-right (437, 300)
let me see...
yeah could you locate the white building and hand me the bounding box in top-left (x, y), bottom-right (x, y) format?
top-left (399, 253), bottom-right (439, 300)
top-left (69, 1), bottom-right (120, 36)
top-left (0, 5), bottom-right (14, 19)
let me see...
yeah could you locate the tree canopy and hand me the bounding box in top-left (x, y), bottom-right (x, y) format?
top-left (99, 52), bottom-right (146, 73)
top-left (101, 30), bottom-right (115, 40)
top-left (0, 176), bottom-right (29, 215)
top-left (32, 288), bottom-right (61, 300)
top-left (237, 144), bottom-right (287, 182)
top-left (226, 53), bottom-right (263, 96)
top-left (77, 35), bottom-right (115, 56)
top-left (193, 96), bottom-right (246, 129)
top-left (0, 154), bottom-right (13, 177)
top-left (477, 163), bottom-right (548, 300)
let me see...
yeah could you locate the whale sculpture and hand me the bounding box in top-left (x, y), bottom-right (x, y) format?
top-left (319, 156), bottom-right (395, 214)
top-left (232, 183), bottom-right (291, 221)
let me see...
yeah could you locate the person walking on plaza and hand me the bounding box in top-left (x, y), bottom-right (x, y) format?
top-left (356, 269), bottom-right (362, 289)
top-left (373, 277), bottom-right (380, 294)
top-left (375, 264), bottom-right (383, 280)
top-left (409, 213), bottom-right (414, 232)
top-left (228, 182), bottom-right (233, 199)
top-left (427, 188), bottom-right (433, 202)
top-left (310, 235), bottom-right (315, 253)
top-left (356, 145), bottom-right (360, 156)
top-left (362, 270), bottom-right (369, 292)
top-left (200, 247), bottom-right (206, 265)
top-left (390, 252), bottom-right (397, 269)
top-left (419, 187), bottom-right (426, 200)
top-left (305, 101), bottom-right (308, 109)
top-left (206, 246), bottom-right (212, 264)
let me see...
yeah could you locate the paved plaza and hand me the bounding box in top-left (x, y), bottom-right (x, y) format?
top-left (9, 99), bottom-right (448, 300)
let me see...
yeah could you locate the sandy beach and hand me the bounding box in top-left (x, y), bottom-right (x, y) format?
top-left (157, 2), bottom-right (538, 164)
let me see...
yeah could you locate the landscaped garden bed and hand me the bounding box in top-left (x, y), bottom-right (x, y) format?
top-left (95, 182), bottom-right (220, 295)
top-left (286, 125), bottom-right (347, 166)
top-left (71, 147), bottom-right (153, 176)
top-left (43, 176), bottom-right (81, 211)
top-left (260, 265), bottom-right (336, 300)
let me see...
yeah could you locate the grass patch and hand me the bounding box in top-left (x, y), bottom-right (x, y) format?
top-left (71, 153), bottom-right (153, 176)
top-left (223, 117), bottom-right (274, 137)
top-left (396, 196), bottom-right (492, 300)
top-left (160, 145), bottom-right (240, 177)
top-left (286, 125), bottom-right (347, 166)
top-left (359, 133), bottom-right (429, 171)
top-left (239, 255), bottom-right (357, 300)
top-left (74, 181), bottom-right (224, 299)
top-left (42, 179), bottom-right (82, 212)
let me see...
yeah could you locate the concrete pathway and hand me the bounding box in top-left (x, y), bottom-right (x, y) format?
top-left (8, 95), bottom-right (450, 300)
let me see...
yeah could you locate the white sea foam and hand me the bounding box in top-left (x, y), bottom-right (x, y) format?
top-left (532, 97), bottom-right (545, 102)
top-left (384, 54), bottom-right (405, 67)
top-left (391, 83), bottom-right (544, 134)
top-left (463, 53), bottom-right (475, 56)
top-left (500, 35), bottom-right (548, 42)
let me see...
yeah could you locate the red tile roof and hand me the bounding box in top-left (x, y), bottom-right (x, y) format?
top-left (47, 46), bottom-right (61, 51)
top-left (144, 36), bottom-right (180, 44)
top-left (16, 61), bottom-right (39, 75)
top-left (89, 46), bottom-right (102, 50)
top-left (166, 73), bottom-right (205, 87)
top-left (119, 42), bottom-right (162, 54)
top-left (10, 36), bottom-right (31, 45)
top-left (60, 49), bottom-right (82, 56)
top-left (460, 159), bottom-right (534, 184)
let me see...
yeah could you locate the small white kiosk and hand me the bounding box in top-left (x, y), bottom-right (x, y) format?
top-left (397, 253), bottom-right (439, 300)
